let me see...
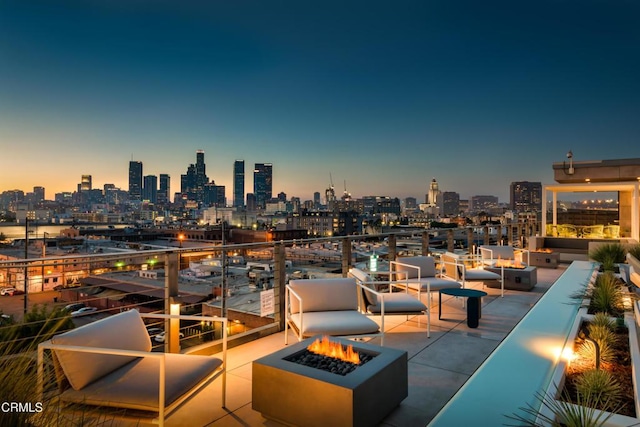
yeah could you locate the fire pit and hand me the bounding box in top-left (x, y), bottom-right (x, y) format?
top-left (529, 249), bottom-right (559, 268)
top-left (252, 335), bottom-right (408, 427)
top-left (486, 264), bottom-right (538, 291)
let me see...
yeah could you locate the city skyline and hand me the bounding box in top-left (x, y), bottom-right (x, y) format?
top-left (2, 1), bottom-right (640, 201)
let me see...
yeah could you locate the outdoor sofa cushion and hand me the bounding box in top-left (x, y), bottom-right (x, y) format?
top-left (58, 353), bottom-right (222, 411)
top-left (288, 278), bottom-right (358, 313)
top-left (288, 311), bottom-right (380, 337)
top-left (51, 309), bottom-right (151, 390)
top-left (395, 256), bottom-right (437, 279)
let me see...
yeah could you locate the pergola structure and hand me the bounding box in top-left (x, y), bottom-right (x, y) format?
top-left (544, 157), bottom-right (640, 242)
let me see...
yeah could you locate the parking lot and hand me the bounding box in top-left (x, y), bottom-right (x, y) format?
top-left (0, 290), bottom-right (108, 326)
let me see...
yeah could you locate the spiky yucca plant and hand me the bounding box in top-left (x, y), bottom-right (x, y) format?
top-left (589, 243), bottom-right (626, 272)
top-left (590, 272), bottom-right (625, 316)
top-left (627, 244), bottom-right (640, 262)
top-left (505, 386), bottom-right (620, 427)
top-left (590, 312), bottom-right (616, 330)
top-left (574, 369), bottom-right (622, 410)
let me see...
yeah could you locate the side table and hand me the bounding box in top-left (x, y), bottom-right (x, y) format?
top-left (439, 288), bottom-right (488, 328)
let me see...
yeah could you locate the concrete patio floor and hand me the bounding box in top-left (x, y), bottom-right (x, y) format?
top-left (124, 266), bottom-right (567, 427)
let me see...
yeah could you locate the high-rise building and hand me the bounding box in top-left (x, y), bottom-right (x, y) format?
top-left (253, 163), bottom-right (273, 209)
top-left (313, 192), bottom-right (321, 209)
top-left (33, 186), bottom-right (45, 203)
top-left (129, 161), bottom-right (143, 201)
top-left (158, 174), bottom-right (170, 205)
top-left (195, 150), bottom-right (207, 189)
top-left (471, 195), bottom-right (499, 212)
top-left (204, 182), bottom-right (226, 207)
top-left (181, 151), bottom-right (209, 205)
top-left (81, 175), bottom-right (92, 192)
top-left (325, 185), bottom-right (336, 211)
top-left (510, 181), bottom-right (542, 213)
top-left (442, 192), bottom-right (461, 216)
top-left (404, 197), bottom-right (417, 210)
top-left (246, 193), bottom-right (256, 211)
top-left (233, 160), bottom-right (245, 208)
top-left (143, 175), bottom-right (158, 203)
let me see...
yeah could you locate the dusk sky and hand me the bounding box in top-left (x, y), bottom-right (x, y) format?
top-left (2, 1), bottom-right (640, 203)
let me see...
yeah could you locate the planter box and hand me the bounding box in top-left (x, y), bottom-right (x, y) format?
top-left (539, 308), bottom-right (640, 426)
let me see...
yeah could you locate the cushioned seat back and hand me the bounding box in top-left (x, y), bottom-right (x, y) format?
top-left (481, 245), bottom-right (514, 260)
top-left (288, 278), bottom-right (358, 314)
top-left (442, 252), bottom-right (462, 280)
top-left (348, 268), bottom-right (378, 308)
top-left (396, 256), bottom-right (436, 279)
top-left (52, 309), bottom-right (151, 390)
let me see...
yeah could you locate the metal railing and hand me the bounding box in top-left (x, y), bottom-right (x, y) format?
top-left (0, 223), bottom-right (536, 354)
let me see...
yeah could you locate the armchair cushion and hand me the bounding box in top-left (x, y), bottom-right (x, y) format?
top-left (51, 309), bottom-right (151, 390)
top-left (289, 311), bottom-right (380, 336)
top-left (348, 268), bottom-right (379, 305)
top-left (288, 278), bottom-right (358, 313)
top-left (399, 277), bottom-right (461, 293)
top-left (59, 353), bottom-right (222, 411)
top-left (396, 256), bottom-right (436, 279)
top-left (365, 294), bottom-right (427, 314)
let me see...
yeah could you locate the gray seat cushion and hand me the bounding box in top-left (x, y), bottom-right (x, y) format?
top-left (366, 293), bottom-right (427, 314)
top-left (463, 269), bottom-right (502, 281)
top-left (52, 309), bottom-right (151, 390)
top-left (396, 277), bottom-right (461, 292)
top-left (289, 310), bottom-right (380, 337)
top-left (59, 353), bottom-right (223, 412)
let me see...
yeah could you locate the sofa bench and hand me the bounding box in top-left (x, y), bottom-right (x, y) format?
top-left (37, 309), bottom-right (227, 427)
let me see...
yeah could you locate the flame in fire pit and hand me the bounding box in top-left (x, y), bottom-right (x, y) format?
top-left (494, 257), bottom-right (525, 269)
top-left (307, 336), bottom-right (361, 364)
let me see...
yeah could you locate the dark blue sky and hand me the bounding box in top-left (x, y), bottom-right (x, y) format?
top-left (2, 0), bottom-right (639, 202)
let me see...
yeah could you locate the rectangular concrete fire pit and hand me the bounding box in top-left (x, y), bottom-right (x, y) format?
top-left (252, 335), bottom-right (408, 427)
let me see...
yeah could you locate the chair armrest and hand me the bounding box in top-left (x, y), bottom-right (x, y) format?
top-left (285, 285), bottom-right (304, 326)
top-left (356, 282), bottom-right (388, 316)
top-left (479, 247), bottom-right (494, 259)
top-left (389, 260), bottom-right (420, 281)
top-left (515, 248), bottom-right (530, 264)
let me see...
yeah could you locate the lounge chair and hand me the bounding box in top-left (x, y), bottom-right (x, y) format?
top-left (37, 309), bottom-right (227, 427)
top-left (349, 267), bottom-right (429, 338)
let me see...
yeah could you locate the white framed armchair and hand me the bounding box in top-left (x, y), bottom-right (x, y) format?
top-left (389, 256), bottom-right (462, 304)
top-left (349, 267), bottom-right (429, 339)
top-left (37, 309), bottom-right (227, 427)
top-left (285, 277), bottom-right (381, 345)
top-left (442, 252), bottom-right (502, 289)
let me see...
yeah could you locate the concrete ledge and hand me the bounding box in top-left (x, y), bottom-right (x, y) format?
top-left (429, 261), bottom-right (598, 426)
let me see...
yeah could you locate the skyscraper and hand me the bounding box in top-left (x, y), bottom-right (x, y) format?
top-left (181, 151), bottom-right (209, 205)
top-left (158, 174), bottom-right (170, 205)
top-left (233, 160), bottom-right (245, 208)
top-left (81, 175), bottom-right (92, 191)
top-left (442, 192), bottom-right (461, 216)
top-left (253, 163), bottom-right (273, 209)
top-left (510, 181), bottom-right (542, 213)
top-left (33, 186), bottom-right (45, 203)
top-left (143, 175), bottom-right (158, 203)
top-left (129, 161), bottom-right (143, 201)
